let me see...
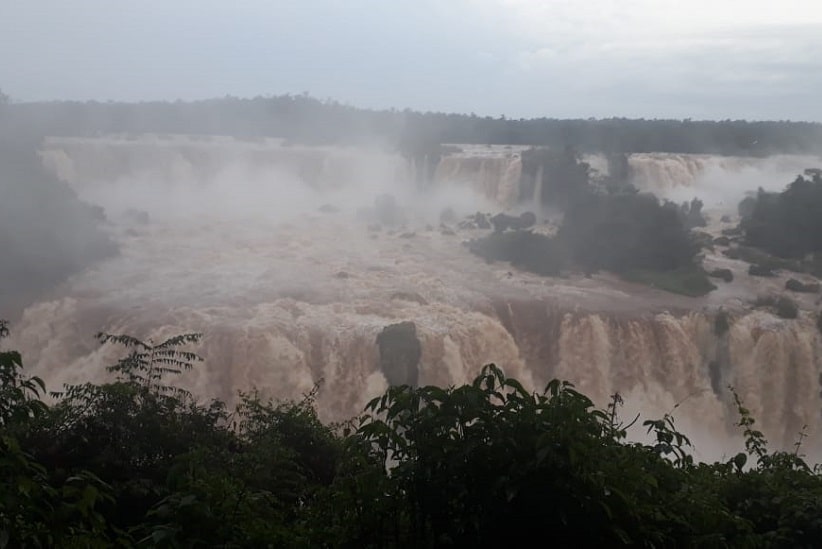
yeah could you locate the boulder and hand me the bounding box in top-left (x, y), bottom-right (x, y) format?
top-left (376, 322), bottom-right (422, 387)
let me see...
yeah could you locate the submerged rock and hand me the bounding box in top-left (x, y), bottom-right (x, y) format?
top-left (490, 211), bottom-right (536, 233)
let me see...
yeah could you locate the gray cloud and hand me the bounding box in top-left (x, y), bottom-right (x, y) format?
top-left (0, 0), bottom-right (820, 120)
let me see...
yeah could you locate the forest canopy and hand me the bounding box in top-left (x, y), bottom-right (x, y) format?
top-left (4, 93), bottom-right (822, 155)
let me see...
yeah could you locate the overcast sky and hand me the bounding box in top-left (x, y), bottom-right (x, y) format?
top-left (1, 0), bottom-right (821, 120)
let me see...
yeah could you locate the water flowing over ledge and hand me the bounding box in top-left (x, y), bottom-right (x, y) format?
top-left (9, 135), bottom-right (822, 461)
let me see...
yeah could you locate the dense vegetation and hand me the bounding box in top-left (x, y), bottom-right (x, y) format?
top-left (3, 322), bottom-right (822, 547)
top-left (469, 150), bottom-right (714, 296)
top-left (5, 93), bottom-right (822, 155)
top-left (741, 172), bottom-right (822, 262)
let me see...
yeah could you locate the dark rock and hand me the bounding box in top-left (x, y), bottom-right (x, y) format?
top-left (775, 296), bottom-right (799, 319)
top-left (490, 211), bottom-right (537, 233)
top-left (518, 211), bottom-right (537, 228)
top-left (376, 321), bottom-right (422, 387)
top-left (334, 271), bottom-right (350, 279)
top-left (785, 278), bottom-right (820, 293)
top-left (748, 264), bottom-right (776, 277)
top-left (399, 232), bottom-right (416, 239)
top-left (713, 236), bottom-right (731, 246)
top-left (474, 212), bottom-right (491, 229)
top-left (720, 215), bottom-right (732, 223)
top-left (709, 268), bottom-right (734, 283)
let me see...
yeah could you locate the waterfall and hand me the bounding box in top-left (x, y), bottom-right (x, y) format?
top-left (14, 135), bottom-right (822, 463)
top-left (9, 294), bottom-right (822, 461)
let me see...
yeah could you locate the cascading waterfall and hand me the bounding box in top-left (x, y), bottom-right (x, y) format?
top-left (10, 136), bottom-right (822, 463)
top-left (433, 154), bottom-right (523, 207)
top-left (10, 293), bottom-right (822, 460)
top-left (625, 152), bottom-right (822, 207)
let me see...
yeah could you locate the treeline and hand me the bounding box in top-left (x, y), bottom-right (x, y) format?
top-left (5, 94), bottom-right (822, 155)
top-left (2, 324), bottom-right (822, 547)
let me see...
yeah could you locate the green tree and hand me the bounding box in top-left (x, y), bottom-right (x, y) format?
top-left (346, 365), bottom-right (748, 546)
top-left (1, 322), bottom-right (114, 547)
top-left (741, 173), bottom-right (822, 259)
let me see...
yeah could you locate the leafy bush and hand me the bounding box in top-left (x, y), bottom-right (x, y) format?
top-left (714, 309), bottom-right (731, 336)
top-left (466, 230), bottom-right (567, 276)
top-left (709, 268), bottom-right (734, 283)
top-left (785, 278), bottom-right (820, 293)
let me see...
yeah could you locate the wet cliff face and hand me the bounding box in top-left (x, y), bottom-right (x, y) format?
top-left (9, 136), bottom-right (822, 463)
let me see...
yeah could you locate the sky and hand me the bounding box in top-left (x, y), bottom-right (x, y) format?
top-left (1, 0), bottom-right (821, 121)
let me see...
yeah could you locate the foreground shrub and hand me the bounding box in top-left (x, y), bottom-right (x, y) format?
top-left (3, 322), bottom-right (822, 546)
